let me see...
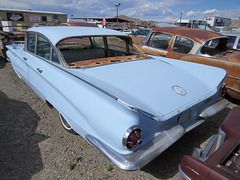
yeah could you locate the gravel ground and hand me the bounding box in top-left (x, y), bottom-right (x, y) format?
top-left (0, 57), bottom-right (239, 180)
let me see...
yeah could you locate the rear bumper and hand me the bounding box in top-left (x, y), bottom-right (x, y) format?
top-left (86, 98), bottom-right (229, 171)
top-left (199, 98), bottom-right (229, 119)
top-left (86, 125), bottom-right (185, 171)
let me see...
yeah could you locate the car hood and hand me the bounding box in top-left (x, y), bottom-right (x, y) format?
top-left (69, 58), bottom-right (226, 121)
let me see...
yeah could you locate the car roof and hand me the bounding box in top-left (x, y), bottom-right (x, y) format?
top-left (27, 26), bottom-right (128, 45)
top-left (152, 27), bottom-right (227, 44)
top-left (222, 32), bottom-right (240, 36)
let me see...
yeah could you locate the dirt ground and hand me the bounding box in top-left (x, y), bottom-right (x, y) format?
top-left (0, 57), bottom-right (239, 180)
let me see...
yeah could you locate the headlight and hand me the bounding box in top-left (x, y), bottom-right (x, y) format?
top-left (122, 125), bottom-right (142, 149)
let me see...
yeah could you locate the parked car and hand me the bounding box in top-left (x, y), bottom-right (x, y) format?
top-left (130, 28), bottom-right (151, 45)
top-left (222, 32), bottom-right (240, 50)
top-left (134, 27), bottom-right (240, 100)
top-left (0, 30), bottom-right (25, 59)
top-left (179, 106), bottom-right (240, 180)
top-left (6, 26), bottom-right (229, 170)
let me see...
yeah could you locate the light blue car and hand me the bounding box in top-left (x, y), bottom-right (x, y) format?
top-left (6, 26), bottom-right (229, 171)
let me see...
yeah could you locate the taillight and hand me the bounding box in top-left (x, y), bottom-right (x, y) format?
top-left (219, 83), bottom-right (229, 96)
top-left (122, 126), bottom-right (142, 149)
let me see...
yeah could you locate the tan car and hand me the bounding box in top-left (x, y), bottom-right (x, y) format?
top-left (133, 27), bottom-right (240, 100)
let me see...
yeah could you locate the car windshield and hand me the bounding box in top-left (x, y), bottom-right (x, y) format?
top-left (200, 38), bottom-right (229, 56)
top-left (134, 29), bottom-right (150, 36)
top-left (57, 36), bottom-right (148, 68)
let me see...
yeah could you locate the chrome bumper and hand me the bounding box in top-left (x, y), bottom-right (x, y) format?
top-left (199, 98), bottom-right (229, 119)
top-left (86, 125), bottom-right (185, 171)
top-left (86, 99), bottom-right (229, 171)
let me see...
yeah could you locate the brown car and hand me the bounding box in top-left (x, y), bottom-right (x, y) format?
top-left (134, 27), bottom-right (240, 100)
top-left (178, 106), bottom-right (240, 180)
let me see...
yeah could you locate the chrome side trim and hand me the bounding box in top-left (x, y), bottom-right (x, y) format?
top-left (185, 120), bottom-right (205, 132)
top-left (199, 98), bottom-right (229, 119)
top-left (228, 75), bottom-right (240, 81)
top-left (86, 125), bottom-right (185, 171)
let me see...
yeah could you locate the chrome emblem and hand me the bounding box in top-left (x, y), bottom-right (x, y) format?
top-left (172, 85), bottom-right (186, 96)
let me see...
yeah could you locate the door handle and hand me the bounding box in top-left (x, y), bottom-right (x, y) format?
top-left (37, 68), bottom-right (43, 73)
top-left (23, 57), bottom-right (27, 60)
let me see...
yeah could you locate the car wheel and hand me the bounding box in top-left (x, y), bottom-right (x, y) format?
top-left (59, 113), bottom-right (77, 134)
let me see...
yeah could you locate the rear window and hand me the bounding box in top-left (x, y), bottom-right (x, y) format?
top-left (200, 38), bottom-right (228, 56)
top-left (58, 37), bottom-right (91, 50)
top-left (226, 36), bottom-right (236, 49)
top-left (57, 36), bottom-right (145, 68)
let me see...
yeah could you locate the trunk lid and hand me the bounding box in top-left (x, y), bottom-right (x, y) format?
top-left (70, 58), bottom-right (226, 120)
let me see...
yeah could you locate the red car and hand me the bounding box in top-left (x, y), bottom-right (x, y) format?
top-left (179, 106), bottom-right (240, 180)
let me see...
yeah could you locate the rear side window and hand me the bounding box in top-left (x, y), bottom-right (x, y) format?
top-left (226, 36), bottom-right (236, 49)
top-left (27, 34), bottom-right (36, 53)
top-left (237, 38), bottom-right (240, 49)
top-left (173, 36), bottom-right (194, 54)
top-left (147, 32), bottom-right (172, 50)
top-left (36, 36), bottom-right (51, 60)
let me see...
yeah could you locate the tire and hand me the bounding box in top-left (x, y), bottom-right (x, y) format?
top-left (59, 113), bottom-right (77, 134)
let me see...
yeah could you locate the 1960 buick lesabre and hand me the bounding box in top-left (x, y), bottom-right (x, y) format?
top-left (6, 26), bottom-right (229, 170)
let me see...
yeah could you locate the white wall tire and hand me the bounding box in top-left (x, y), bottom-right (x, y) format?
top-left (59, 113), bottom-right (77, 134)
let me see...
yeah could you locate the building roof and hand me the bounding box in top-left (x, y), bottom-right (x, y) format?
top-left (0, 8), bottom-right (67, 15)
top-left (70, 17), bottom-right (133, 23)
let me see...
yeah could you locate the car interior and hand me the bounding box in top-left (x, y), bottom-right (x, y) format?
top-left (57, 36), bottom-right (147, 68)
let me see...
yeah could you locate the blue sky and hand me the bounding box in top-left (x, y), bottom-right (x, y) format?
top-left (1, 0), bottom-right (240, 22)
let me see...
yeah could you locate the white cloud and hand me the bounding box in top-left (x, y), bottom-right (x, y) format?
top-left (186, 10), bottom-right (197, 17)
top-left (183, 8), bottom-right (240, 20)
top-left (202, 9), bottom-right (218, 15)
top-left (1, 0), bottom-right (240, 21)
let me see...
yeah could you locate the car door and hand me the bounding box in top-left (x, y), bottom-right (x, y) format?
top-left (7, 36), bottom-right (34, 84)
top-left (27, 34), bottom-right (61, 101)
top-left (141, 32), bottom-right (172, 57)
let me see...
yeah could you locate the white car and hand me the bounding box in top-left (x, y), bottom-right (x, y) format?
top-left (6, 26), bottom-right (229, 170)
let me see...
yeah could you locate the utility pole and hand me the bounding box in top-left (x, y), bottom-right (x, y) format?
top-left (114, 3), bottom-right (121, 27)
